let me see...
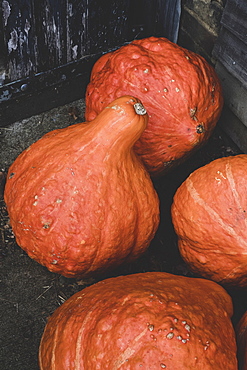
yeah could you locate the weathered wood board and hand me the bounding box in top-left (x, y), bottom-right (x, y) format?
top-left (0, 0), bottom-right (181, 124)
top-left (213, 0), bottom-right (247, 87)
top-left (212, 0), bottom-right (247, 151)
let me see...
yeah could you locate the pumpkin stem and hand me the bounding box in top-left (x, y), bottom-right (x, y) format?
top-left (134, 103), bottom-right (147, 115)
top-left (91, 96), bottom-right (148, 150)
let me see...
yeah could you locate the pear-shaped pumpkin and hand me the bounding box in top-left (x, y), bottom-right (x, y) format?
top-left (4, 96), bottom-right (160, 278)
top-left (39, 272), bottom-right (237, 369)
top-left (85, 36), bottom-right (223, 176)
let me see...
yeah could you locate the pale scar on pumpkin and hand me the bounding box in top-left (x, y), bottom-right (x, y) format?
top-left (186, 176), bottom-right (247, 248)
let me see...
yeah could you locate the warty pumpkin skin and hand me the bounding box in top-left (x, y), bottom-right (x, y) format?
top-left (237, 311), bottom-right (247, 370)
top-left (171, 154), bottom-right (247, 287)
top-left (38, 271), bottom-right (238, 369)
top-left (4, 96), bottom-right (160, 278)
top-left (85, 36), bottom-right (223, 176)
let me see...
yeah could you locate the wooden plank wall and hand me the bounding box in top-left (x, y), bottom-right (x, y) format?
top-left (178, 0), bottom-right (247, 153)
top-left (1, 0), bottom-right (181, 84)
top-left (213, 0), bottom-right (247, 87)
top-left (212, 0), bottom-right (247, 151)
top-left (1, 0), bottom-right (130, 83)
top-left (178, 0), bottom-right (225, 63)
top-left (0, 0), bottom-right (181, 124)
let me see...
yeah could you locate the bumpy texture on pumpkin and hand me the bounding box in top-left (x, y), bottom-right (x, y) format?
top-left (237, 311), bottom-right (247, 370)
top-left (85, 36), bottom-right (223, 176)
top-left (4, 96), bottom-right (160, 278)
top-left (39, 271), bottom-right (237, 369)
top-left (171, 154), bottom-right (247, 287)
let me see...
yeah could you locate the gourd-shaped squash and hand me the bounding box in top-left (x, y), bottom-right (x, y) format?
top-left (85, 36), bottom-right (223, 176)
top-left (237, 311), bottom-right (247, 370)
top-left (4, 96), bottom-right (160, 278)
top-left (39, 271), bottom-right (238, 369)
top-left (171, 154), bottom-right (247, 287)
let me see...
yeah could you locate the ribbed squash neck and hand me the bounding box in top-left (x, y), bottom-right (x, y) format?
top-left (88, 97), bottom-right (148, 151)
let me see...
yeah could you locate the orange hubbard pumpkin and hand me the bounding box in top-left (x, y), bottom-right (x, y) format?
top-left (39, 271), bottom-right (238, 369)
top-left (4, 96), bottom-right (160, 278)
top-left (171, 154), bottom-right (247, 287)
top-left (85, 36), bottom-right (223, 176)
top-left (237, 311), bottom-right (247, 370)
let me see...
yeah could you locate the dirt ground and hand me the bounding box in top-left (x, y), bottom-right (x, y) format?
top-left (1, 101), bottom-right (247, 369)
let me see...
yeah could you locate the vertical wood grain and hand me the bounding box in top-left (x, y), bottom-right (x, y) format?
top-left (2, 0), bottom-right (131, 82)
top-left (3, 0), bottom-right (38, 81)
top-left (1, 0), bottom-right (181, 85)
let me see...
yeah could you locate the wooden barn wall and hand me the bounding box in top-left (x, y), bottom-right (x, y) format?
top-left (212, 0), bottom-right (247, 152)
top-left (0, 0), bottom-right (181, 125)
top-left (213, 0), bottom-right (247, 88)
top-left (1, 0), bottom-right (130, 83)
top-left (178, 0), bottom-right (247, 152)
top-left (178, 0), bottom-right (225, 63)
